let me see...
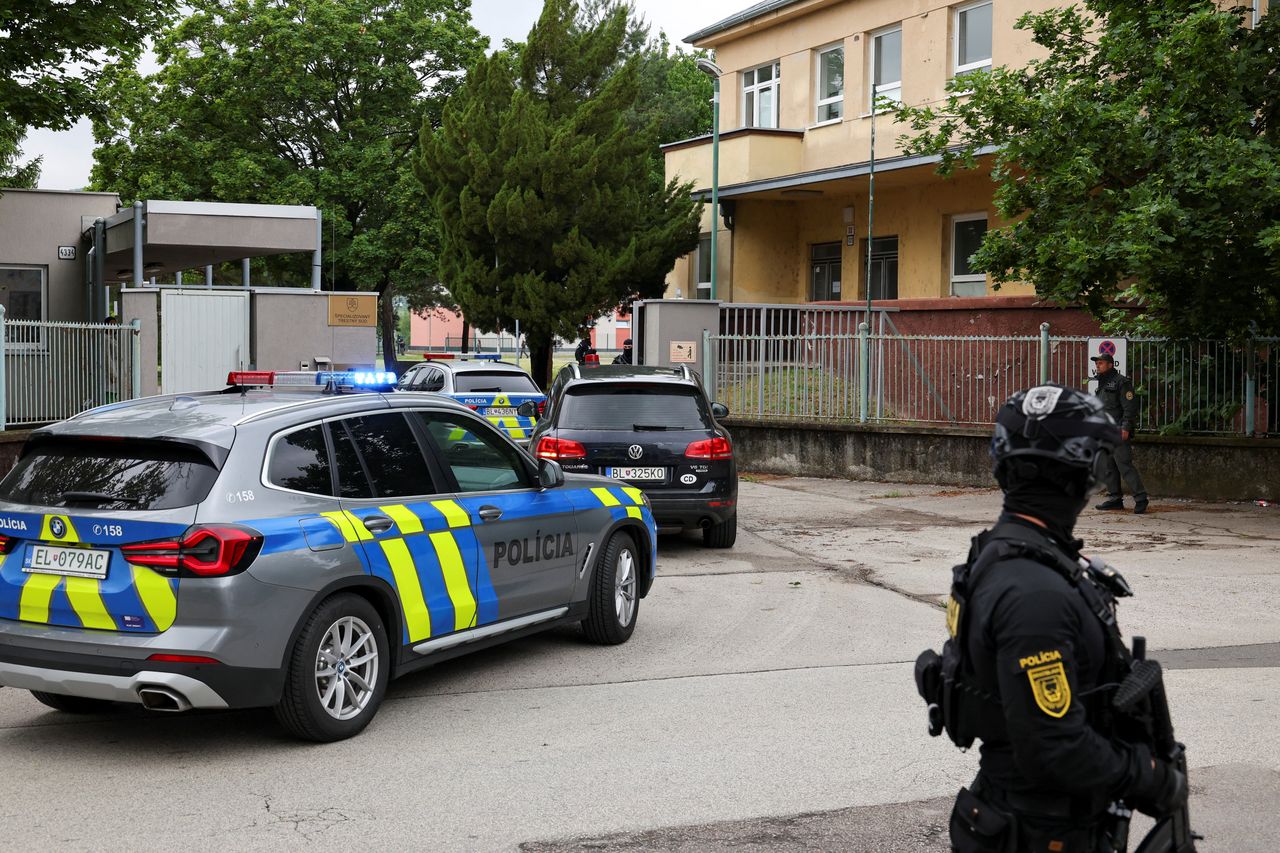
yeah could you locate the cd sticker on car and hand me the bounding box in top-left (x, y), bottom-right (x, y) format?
top-left (680, 474), bottom-right (698, 485)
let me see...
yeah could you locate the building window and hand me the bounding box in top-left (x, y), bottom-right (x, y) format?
top-left (815, 44), bottom-right (844, 123)
top-left (870, 26), bottom-right (902, 108)
top-left (0, 266), bottom-right (45, 321)
top-left (950, 214), bottom-right (988, 297)
top-left (810, 243), bottom-right (842, 301)
top-left (955, 1), bottom-right (993, 76)
top-left (743, 61), bottom-right (780, 128)
top-left (864, 236), bottom-right (899, 300)
top-left (696, 234), bottom-right (713, 299)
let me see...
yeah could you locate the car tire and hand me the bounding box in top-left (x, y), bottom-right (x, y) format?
top-left (29, 691), bottom-right (119, 714)
top-left (702, 512), bottom-right (737, 549)
top-left (273, 593), bottom-right (390, 743)
top-left (582, 531), bottom-right (639, 645)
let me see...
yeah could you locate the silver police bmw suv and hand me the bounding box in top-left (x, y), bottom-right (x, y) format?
top-left (0, 372), bottom-right (656, 741)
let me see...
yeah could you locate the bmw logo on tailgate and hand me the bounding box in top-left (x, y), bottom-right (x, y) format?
top-left (50, 517), bottom-right (66, 539)
top-left (627, 445), bottom-right (644, 460)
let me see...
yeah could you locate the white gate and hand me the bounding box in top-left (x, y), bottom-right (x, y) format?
top-left (161, 290), bottom-right (250, 394)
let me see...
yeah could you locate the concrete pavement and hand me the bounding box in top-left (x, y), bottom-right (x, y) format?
top-left (0, 477), bottom-right (1275, 850)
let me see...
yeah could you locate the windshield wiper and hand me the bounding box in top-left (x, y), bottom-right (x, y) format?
top-left (468, 387), bottom-right (503, 393)
top-left (60, 491), bottom-right (139, 505)
top-left (632, 424), bottom-right (685, 431)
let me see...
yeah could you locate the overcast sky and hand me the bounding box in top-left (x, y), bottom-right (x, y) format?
top-left (25, 0), bottom-right (742, 191)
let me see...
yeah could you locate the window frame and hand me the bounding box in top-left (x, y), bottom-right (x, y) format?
top-left (814, 43), bottom-right (845, 124)
top-left (261, 419), bottom-right (340, 498)
top-left (741, 60), bottom-right (781, 129)
top-left (954, 0), bottom-right (994, 77)
top-left (949, 212), bottom-right (989, 296)
top-left (696, 234), bottom-right (713, 299)
top-left (869, 25), bottom-right (903, 110)
top-left (1, 264), bottom-right (49, 352)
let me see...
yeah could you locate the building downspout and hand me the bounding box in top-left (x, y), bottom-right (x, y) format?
top-left (312, 209), bottom-right (322, 290)
top-left (132, 201), bottom-right (143, 290)
top-left (94, 217), bottom-right (106, 319)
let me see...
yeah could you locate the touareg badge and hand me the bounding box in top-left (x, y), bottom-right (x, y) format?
top-left (1026, 661), bottom-right (1071, 718)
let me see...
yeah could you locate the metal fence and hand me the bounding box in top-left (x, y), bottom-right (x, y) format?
top-left (709, 318), bottom-right (1279, 437)
top-left (1, 308), bottom-right (141, 429)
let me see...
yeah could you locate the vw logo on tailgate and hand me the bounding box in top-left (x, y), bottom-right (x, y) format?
top-left (627, 444), bottom-right (644, 460)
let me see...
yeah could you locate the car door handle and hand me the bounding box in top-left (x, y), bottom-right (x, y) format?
top-left (477, 505), bottom-right (503, 522)
top-left (362, 515), bottom-right (395, 534)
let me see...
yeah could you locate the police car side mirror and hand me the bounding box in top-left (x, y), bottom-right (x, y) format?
top-left (711, 402), bottom-right (730, 420)
top-left (537, 459), bottom-right (565, 489)
top-left (517, 401), bottom-right (538, 418)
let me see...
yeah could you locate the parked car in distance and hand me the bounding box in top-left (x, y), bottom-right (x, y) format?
top-left (397, 355), bottom-right (545, 446)
top-left (525, 364), bottom-right (737, 548)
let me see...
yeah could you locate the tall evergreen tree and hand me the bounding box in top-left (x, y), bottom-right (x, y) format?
top-left (417, 0), bottom-right (702, 386)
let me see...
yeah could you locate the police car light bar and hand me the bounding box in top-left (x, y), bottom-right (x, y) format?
top-left (227, 371), bottom-right (276, 386)
top-left (316, 370), bottom-right (397, 387)
top-left (423, 353), bottom-right (455, 360)
top-left (473, 353), bottom-right (502, 361)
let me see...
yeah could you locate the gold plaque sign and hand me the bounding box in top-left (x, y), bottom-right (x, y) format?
top-left (328, 294), bottom-right (377, 327)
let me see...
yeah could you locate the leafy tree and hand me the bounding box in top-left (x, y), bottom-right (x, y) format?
top-left (0, 0), bottom-right (173, 130)
top-left (90, 0), bottom-right (485, 367)
top-left (0, 121), bottom-right (40, 188)
top-left (896, 1), bottom-right (1280, 341)
top-left (0, 0), bottom-right (173, 188)
top-left (417, 0), bottom-right (703, 386)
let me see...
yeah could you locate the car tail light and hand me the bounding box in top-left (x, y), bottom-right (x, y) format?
top-left (121, 525), bottom-right (262, 577)
top-left (0, 533), bottom-right (15, 555)
top-left (147, 653), bottom-right (221, 664)
top-left (535, 436), bottom-right (586, 460)
top-left (537, 400), bottom-right (547, 418)
top-left (685, 437), bottom-right (733, 460)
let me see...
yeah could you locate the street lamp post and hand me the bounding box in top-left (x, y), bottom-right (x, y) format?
top-left (696, 59), bottom-right (723, 302)
top-left (865, 82), bottom-right (878, 318)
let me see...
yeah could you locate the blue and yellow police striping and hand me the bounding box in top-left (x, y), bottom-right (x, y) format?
top-left (0, 512), bottom-right (185, 633)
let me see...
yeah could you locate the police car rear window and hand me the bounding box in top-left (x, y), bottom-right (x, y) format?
top-left (559, 385), bottom-right (710, 431)
top-left (453, 371), bottom-right (539, 394)
top-left (0, 439), bottom-right (221, 510)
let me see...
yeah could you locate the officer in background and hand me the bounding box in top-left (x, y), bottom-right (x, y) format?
top-left (1091, 352), bottom-right (1149, 514)
top-left (915, 385), bottom-right (1186, 852)
top-left (574, 336), bottom-right (593, 365)
top-left (613, 338), bottom-right (633, 365)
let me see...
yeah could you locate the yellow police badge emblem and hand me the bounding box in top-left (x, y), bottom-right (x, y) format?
top-left (946, 596), bottom-right (961, 638)
top-left (1026, 661), bottom-right (1071, 718)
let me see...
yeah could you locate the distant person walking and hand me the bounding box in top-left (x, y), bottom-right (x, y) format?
top-left (574, 337), bottom-right (593, 365)
top-left (612, 338), bottom-right (633, 365)
top-left (1092, 351), bottom-right (1149, 514)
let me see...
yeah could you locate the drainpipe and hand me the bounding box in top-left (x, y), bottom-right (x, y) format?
top-left (132, 201), bottom-right (143, 290)
top-left (241, 258), bottom-right (251, 288)
top-left (205, 265), bottom-right (214, 288)
top-left (94, 218), bottom-right (106, 319)
top-left (175, 270), bottom-right (183, 288)
top-left (312, 209), bottom-right (323, 290)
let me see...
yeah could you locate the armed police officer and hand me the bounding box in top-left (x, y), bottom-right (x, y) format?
top-left (915, 385), bottom-right (1188, 853)
top-left (1091, 353), bottom-right (1148, 514)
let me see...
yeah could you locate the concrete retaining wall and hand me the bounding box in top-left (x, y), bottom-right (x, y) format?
top-left (726, 418), bottom-right (1280, 502)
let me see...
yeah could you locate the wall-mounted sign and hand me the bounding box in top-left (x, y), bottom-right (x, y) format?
top-left (328, 293), bottom-right (377, 327)
top-left (57, 246), bottom-right (77, 260)
top-left (670, 341), bottom-right (697, 363)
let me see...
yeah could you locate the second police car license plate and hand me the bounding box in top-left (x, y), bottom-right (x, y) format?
top-left (486, 407), bottom-right (518, 417)
top-left (607, 467), bottom-right (665, 481)
top-left (23, 545), bottom-right (111, 580)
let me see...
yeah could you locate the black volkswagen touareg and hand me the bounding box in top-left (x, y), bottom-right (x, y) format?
top-left (523, 364), bottom-right (737, 548)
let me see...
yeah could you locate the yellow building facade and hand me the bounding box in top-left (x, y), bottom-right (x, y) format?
top-left (663, 0), bottom-right (1269, 304)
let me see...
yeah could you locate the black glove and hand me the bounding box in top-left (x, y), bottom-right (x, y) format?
top-left (915, 649), bottom-right (942, 703)
top-left (1126, 743), bottom-right (1188, 819)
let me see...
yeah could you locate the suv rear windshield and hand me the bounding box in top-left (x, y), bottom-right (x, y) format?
top-left (559, 385), bottom-right (711, 431)
top-left (0, 439), bottom-right (221, 510)
top-left (454, 371), bottom-right (539, 394)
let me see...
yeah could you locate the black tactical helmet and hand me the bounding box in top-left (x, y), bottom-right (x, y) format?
top-left (991, 385), bottom-right (1121, 483)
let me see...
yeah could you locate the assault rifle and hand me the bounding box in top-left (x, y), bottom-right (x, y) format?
top-left (1113, 636), bottom-right (1199, 853)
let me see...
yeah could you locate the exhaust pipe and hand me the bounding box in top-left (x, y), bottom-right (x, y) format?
top-left (137, 686), bottom-right (192, 712)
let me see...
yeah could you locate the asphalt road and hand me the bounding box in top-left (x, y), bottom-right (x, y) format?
top-left (1, 477), bottom-right (1275, 851)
